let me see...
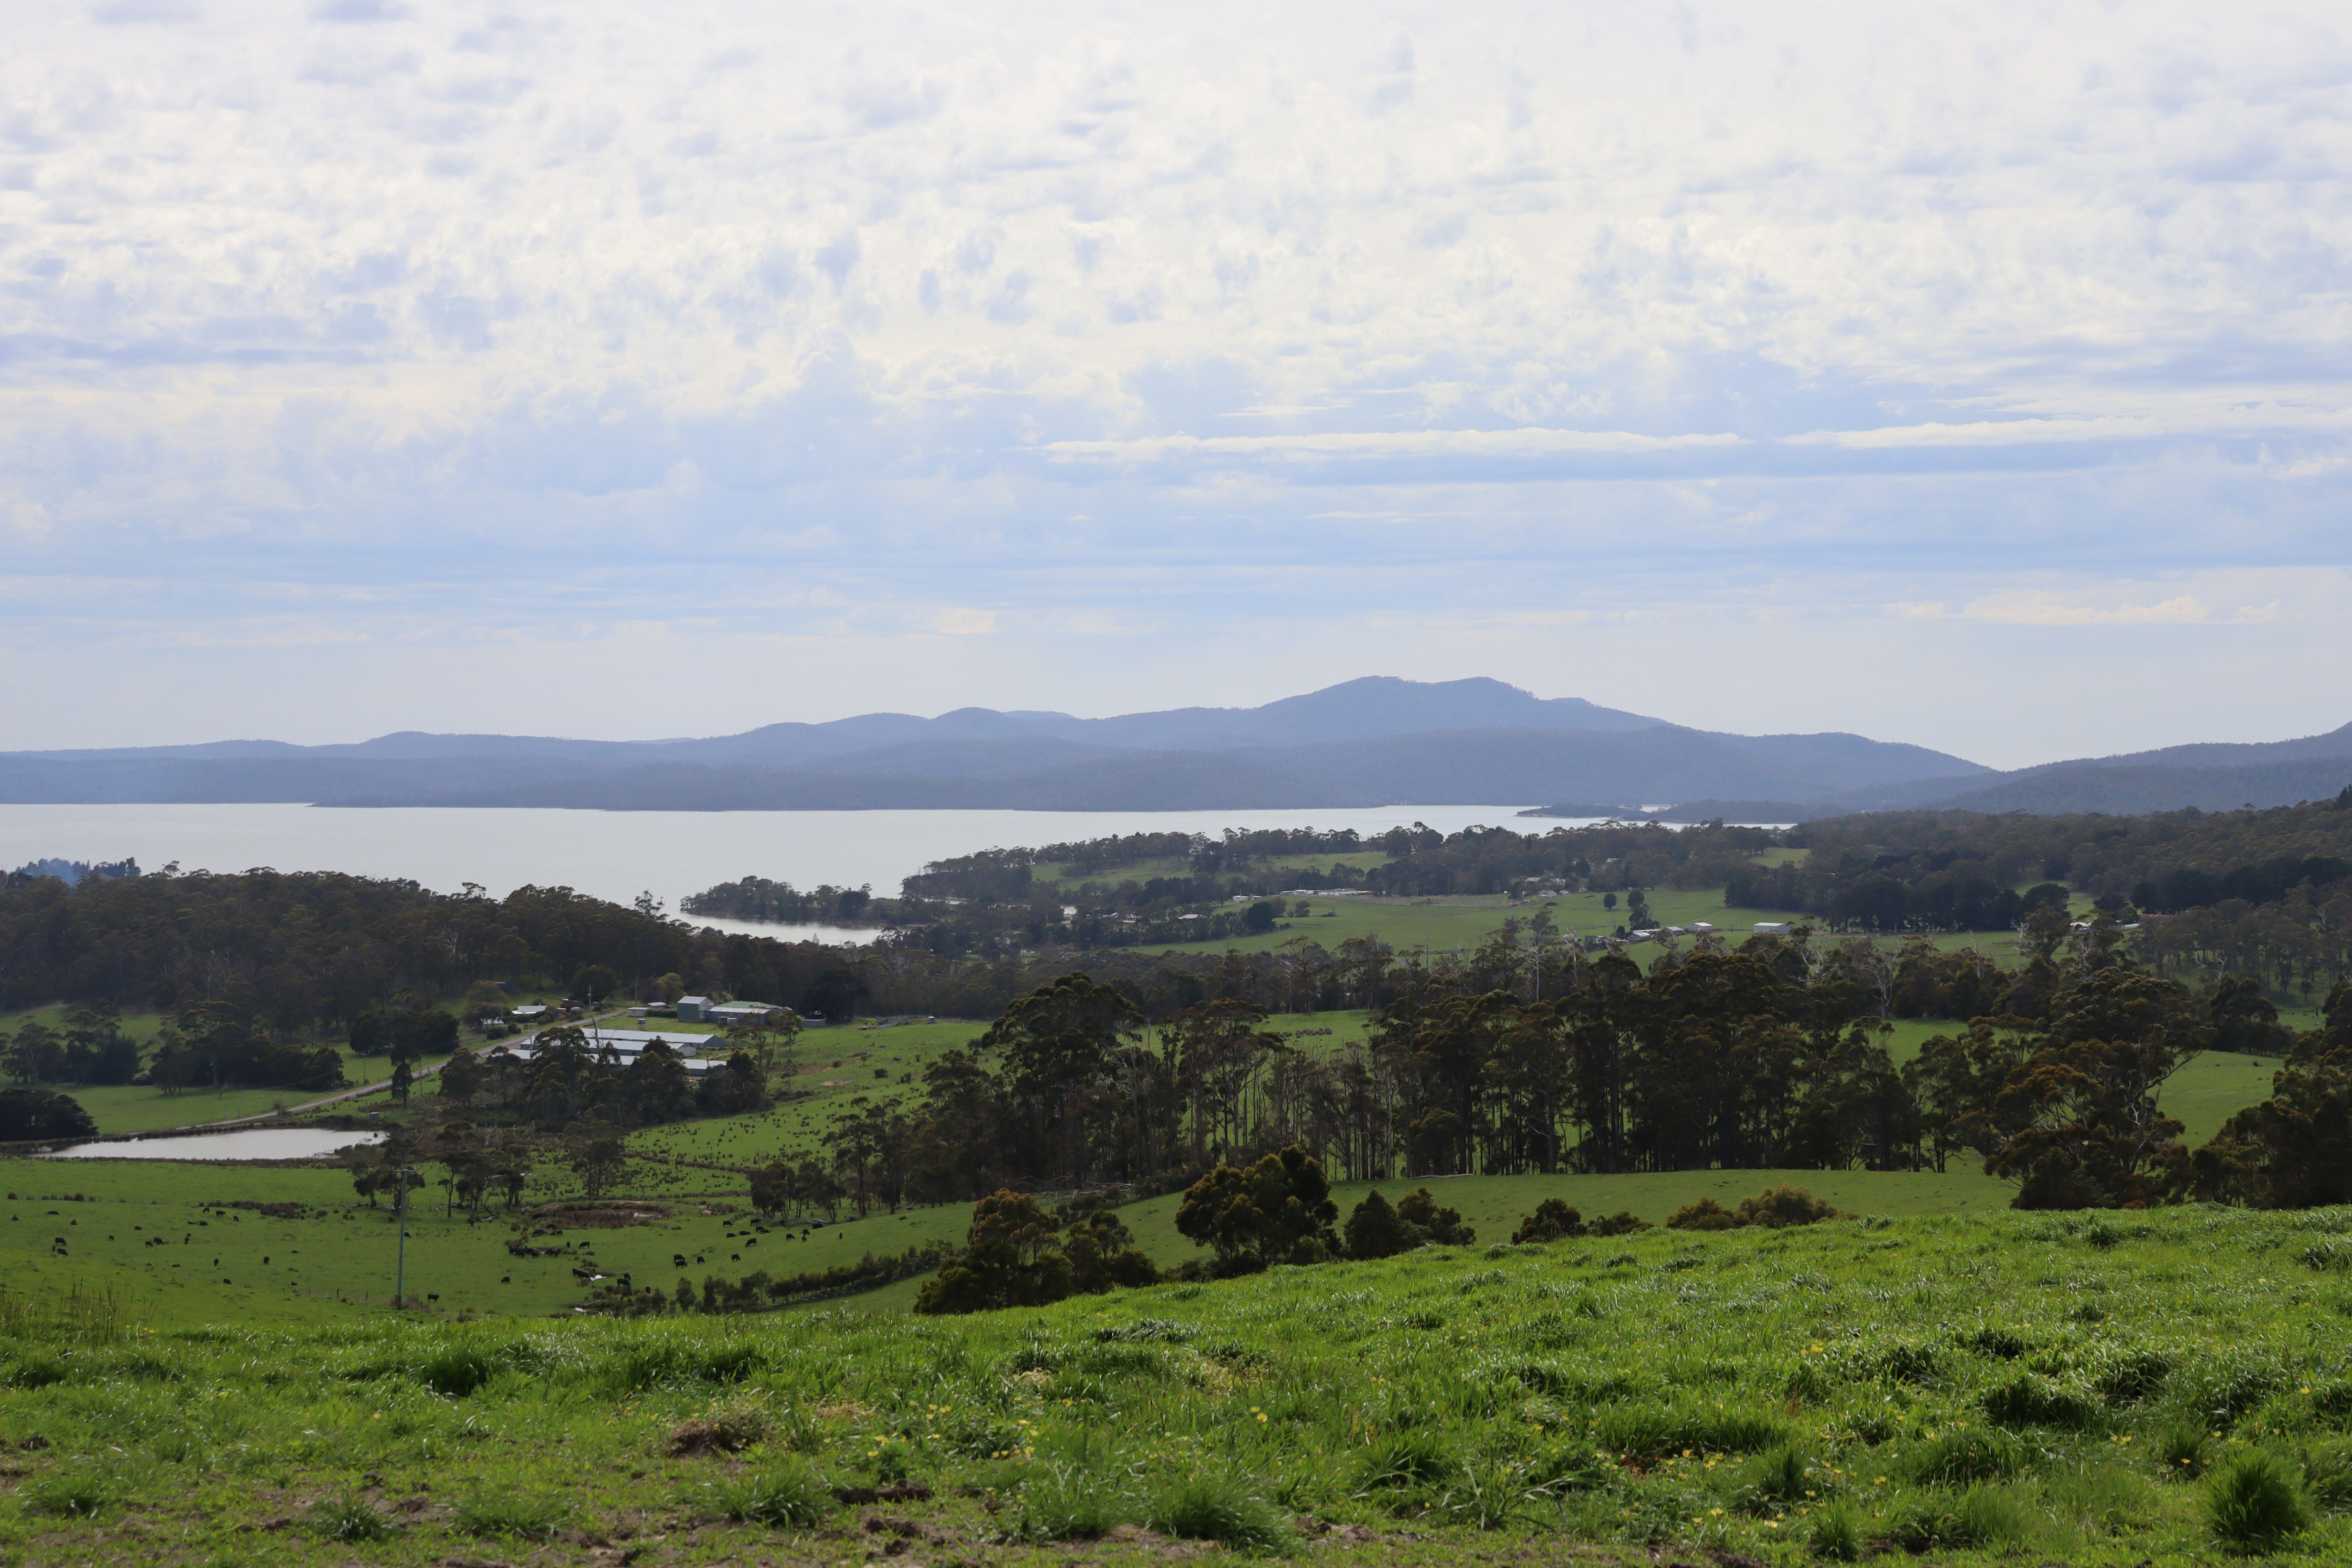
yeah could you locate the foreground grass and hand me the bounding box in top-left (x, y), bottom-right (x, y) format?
top-left (5, 1205), bottom-right (2352, 1564)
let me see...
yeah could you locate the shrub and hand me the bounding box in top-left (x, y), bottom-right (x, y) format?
top-left (1344, 1191), bottom-right (1410, 1259)
top-left (1149, 1474), bottom-right (1294, 1553)
top-left (1588, 1211), bottom-right (1649, 1237)
top-left (307, 1493), bottom-right (394, 1541)
top-left (711, 1462), bottom-right (836, 1528)
top-left (1735, 1184), bottom-right (1849, 1228)
top-left (453, 1491), bottom-right (569, 1539)
top-left (1664, 1197), bottom-right (1740, 1231)
top-left (1395, 1188), bottom-right (1475, 1246)
top-left (1511, 1198), bottom-right (1586, 1245)
top-left (2207, 1451), bottom-right (2309, 1552)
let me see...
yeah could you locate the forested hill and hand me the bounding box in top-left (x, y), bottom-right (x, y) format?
top-left (0, 676), bottom-right (1988, 811)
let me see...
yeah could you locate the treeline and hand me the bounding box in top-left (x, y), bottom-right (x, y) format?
top-left (748, 921), bottom-right (2313, 1214)
top-left (584, 1238), bottom-right (957, 1316)
top-left (913, 1166), bottom-right (1850, 1317)
top-left (1737, 793), bottom-right (2352, 933)
top-left (0, 864), bottom-right (1329, 1041)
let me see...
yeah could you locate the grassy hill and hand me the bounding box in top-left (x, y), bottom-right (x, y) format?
top-left (3, 1203), bottom-right (2351, 1563)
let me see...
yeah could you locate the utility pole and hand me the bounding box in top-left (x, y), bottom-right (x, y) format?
top-left (391, 1165), bottom-right (415, 1308)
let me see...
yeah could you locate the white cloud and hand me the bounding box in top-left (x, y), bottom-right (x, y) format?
top-left (0, 0), bottom-right (2350, 753)
top-left (1039, 428), bottom-right (1744, 464)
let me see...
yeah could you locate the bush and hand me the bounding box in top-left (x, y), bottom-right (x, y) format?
top-left (1148, 1474), bottom-right (1293, 1554)
top-left (1735, 1184), bottom-right (1849, 1228)
top-left (1588, 1211), bottom-right (1649, 1237)
top-left (711, 1462), bottom-right (836, 1528)
top-left (2207, 1450), bottom-right (2308, 1551)
top-left (1344, 1191), bottom-right (1410, 1259)
top-left (1664, 1197), bottom-right (1740, 1232)
top-left (1511, 1198), bottom-right (1585, 1245)
top-left (0, 1087), bottom-right (97, 1141)
top-left (1396, 1188), bottom-right (1475, 1246)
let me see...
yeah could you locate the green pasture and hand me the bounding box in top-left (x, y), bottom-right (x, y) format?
top-left (1138, 890), bottom-right (2040, 967)
top-left (7, 1204), bottom-right (2352, 1565)
top-left (0, 1156), bottom-right (2026, 1332)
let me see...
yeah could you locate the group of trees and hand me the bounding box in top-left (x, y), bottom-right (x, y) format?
top-left (911, 1150), bottom-right (1477, 1314)
top-left (452, 1026), bottom-right (776, 1134)
top-left (1, 1005), bottom-right (141, 1087)
top-left (680, 878), bottom-right (877, 926)
top-left (2, 998), bottom-right (345, 1097)
top-left (1732, 795), bottom-right (2352, 934)
top-left (755, 910), bottom-right (2349, 1220)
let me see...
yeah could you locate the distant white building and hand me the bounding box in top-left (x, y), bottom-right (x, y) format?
top-left (1752, 922), bottom-right (1792, 935)
top-left (675, 995), bottom-right (712, 1021)
top-left (706, 1001), bottom-right (786, 1026)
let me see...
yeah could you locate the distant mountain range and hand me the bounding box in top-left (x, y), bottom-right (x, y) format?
top-left (3, 676), bottom-right (2346, 818)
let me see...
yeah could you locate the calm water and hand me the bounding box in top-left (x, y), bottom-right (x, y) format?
top-left (0, 802), bottom-right (1544, 936)
top-left (41, 1128), bottom-right (386, 1161)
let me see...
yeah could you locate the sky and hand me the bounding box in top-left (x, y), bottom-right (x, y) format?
top-left (3, 0), bottom-right (2350, 770)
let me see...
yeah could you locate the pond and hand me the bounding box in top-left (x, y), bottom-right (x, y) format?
top-left (40, 1128), bottom-right (387, 1161)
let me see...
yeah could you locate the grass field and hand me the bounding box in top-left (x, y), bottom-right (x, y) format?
top-left (0, 1153), bottom-right (2020, 1329)
top-left (5, 1201), bottom-right (2352, 1564)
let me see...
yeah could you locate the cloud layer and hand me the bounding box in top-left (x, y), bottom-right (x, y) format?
top-left (2, 0), bottom-right (2350, 764)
